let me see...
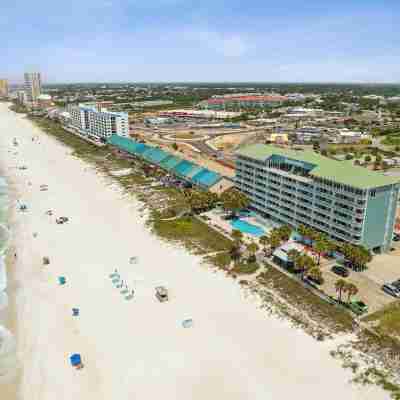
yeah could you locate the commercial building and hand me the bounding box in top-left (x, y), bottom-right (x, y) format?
top-left (235, 144), bottom-right (400, 252)
top-left (67, 103), bottom-right (128, 140)
top-left (160, 109), bottom-right (241, 120)
top-left (200, 95), bottom-right (287, 110)
top-left (0, 79), bottom-right (9, 97)
top-left (24, 72), bottom-right (42, 102)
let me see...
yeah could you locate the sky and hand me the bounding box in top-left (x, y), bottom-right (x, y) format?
top-left (1, 0), bottom-right (399, 83)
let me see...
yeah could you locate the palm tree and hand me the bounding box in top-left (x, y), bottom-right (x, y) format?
top-left (230, 244), bottom-right (241, 262)
top-left (297, 224), bottom-right (315, 244)
top-left (346, 283), bottom-right (358, 303)
top-left (267, 232), bottom-right (282, 251)
top-left (287, 249), bottom-right (300, 268)
top-left (307, 266), bottom-right (324, 284)
top-left (259, 235), bottom-right (269, 252)
top-left (231, 229), bottom-right (243, 243)
top-left (220, 188), bottom-right (250, 216)
top-left (278, 225), bottom-right (292, 242)
top-left (313, 239), bottom-right (329, 265)
top-left (335, 279), bottom-right (347, 302)
top-left (246, 242), bottom-right (259, 262)
top-left (302, 254), bottom-right (316, 279)
top-left (297, 224), bottom-right (309, 243)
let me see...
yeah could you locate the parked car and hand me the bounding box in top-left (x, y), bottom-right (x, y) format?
top-left (331, 265), bottom-right (350, 277)
top-left (382, 284), bottom-right (400, 298)
top-left (393, 234), bottom-right (400, 242)
top-left (391, 280), bottom-right (400, 291)
top-left (349, 300), bottom-right (368, 315)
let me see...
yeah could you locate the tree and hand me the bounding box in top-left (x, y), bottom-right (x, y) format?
top-left (340, 244), bottom-right (372, 271)
top-left (364, 155), bottom-right (372, 163)
top-left (277, 225), bottom-right (292, 242)
top-left (246, 242), bottom-right (259, 262)
top-left (345, 154), bottom-right (354, 160)
top-left (297, 224), bottom-right (316, 243)
top-left (220, 188), bottom-right (250, 216)
top-left (267, 232), bottom-right (282, 251)
top-left (230, 244), bottom-right (242, 261)
top-left (231, 229), bottom-right (243, 243)
top-left (184, 190), bottom-right (217, 214)
top-left (171, 142), bottom-right (178, 151)
top-left (346, 283), bottom-right (358, 302)
top-left (287, 249), bottom-right (300, 267)
top-left (335, 279), bottom-right (347, 302)
top-left (313, 238), bottom-right (330, 265)
top-left (259, 235), bottom-right (269, 252)
top-left (292, 254), bottom-right (315, 279)
top-left (307, 266), bottom-right (324, 284)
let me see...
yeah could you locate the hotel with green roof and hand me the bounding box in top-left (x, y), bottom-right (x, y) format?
top-left (235, 144), bottom-right (400, 253)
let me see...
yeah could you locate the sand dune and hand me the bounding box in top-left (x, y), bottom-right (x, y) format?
top-left (0, 103), bottom-right (388, 399)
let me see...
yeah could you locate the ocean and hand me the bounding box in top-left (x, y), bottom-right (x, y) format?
top-left (0, 174), bottom-right (17, 383)
top-left (0, 176), bottom-right (10, 310)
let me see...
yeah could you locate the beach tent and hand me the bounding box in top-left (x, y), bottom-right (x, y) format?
top-left (70, 354), bottom-right (82, 367)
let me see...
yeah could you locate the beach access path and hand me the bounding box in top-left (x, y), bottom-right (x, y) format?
top-left (0, 103), bottom-right (388, 400)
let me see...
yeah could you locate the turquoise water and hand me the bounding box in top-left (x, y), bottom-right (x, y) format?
top-left (0, 177), bottom-right (9, 297)
top-left (231, 219), bottom-right (265, 237)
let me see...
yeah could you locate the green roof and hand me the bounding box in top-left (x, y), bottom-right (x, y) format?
top-left (236, 144), bottom-right (400, 190)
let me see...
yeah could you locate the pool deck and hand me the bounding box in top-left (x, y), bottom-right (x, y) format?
top-left (202, 210), bottom-right (269, 243)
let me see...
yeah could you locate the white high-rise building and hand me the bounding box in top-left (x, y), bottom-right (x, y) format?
top-left (67, 103), bottom-right (129, 140)
top-left (24, 72), bottom-right (42, 102)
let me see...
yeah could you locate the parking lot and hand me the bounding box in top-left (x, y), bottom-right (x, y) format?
top-left (319, 249), bottom-right (400, 315)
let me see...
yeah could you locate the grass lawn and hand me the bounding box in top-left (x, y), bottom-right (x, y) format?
top-left (258, 266), bottom-right (354, 333)
top-left (204, 252), bottom-right (231, 268)
top-left (232, 261), bottom-right (260, 275)
top-left (364, 301), bottom-right (400, 339)
top-left (151, 216), bottom-right (233, 255)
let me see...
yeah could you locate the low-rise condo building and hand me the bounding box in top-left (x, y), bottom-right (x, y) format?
top-left (235, 144), bottom-right (400, 253)
top-left (68, 103), bottom-right (128, 140)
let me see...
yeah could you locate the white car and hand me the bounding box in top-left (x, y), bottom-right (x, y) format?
top-left (382, 284), bottom-right (400, 298)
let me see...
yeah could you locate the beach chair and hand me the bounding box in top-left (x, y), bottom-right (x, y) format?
top-left (125, 289), bottom-right (134, 300)
top-left (116, 280), bottom-right (124, 289)
top-left (120, 286), bottom-right (129, 295)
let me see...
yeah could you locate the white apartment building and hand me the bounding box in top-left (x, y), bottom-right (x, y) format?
top-left (68, 104), bottom-right (128, 140)
top-left (24, 72), bottom-right (42, 102)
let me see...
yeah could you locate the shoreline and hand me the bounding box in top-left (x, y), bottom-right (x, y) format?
top-left (0, 170), bottom-right (20, 399)
top-left (0, 104), bottom-right (392, 400)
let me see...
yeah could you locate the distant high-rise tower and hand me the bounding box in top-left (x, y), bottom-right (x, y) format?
top-left (24, 72), bottom-right (42, 102)
top-left (0, 79), bottom-right (8, 97)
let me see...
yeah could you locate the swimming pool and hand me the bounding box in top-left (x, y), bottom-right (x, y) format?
top-left (230, 219), bottom-right (265, 237)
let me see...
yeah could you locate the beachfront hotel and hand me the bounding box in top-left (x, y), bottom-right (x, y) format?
top-left (235, 144), bottom-right (400, 253)
top-left (24, 72), bottom-right (42, 102)
top-left (68, 103), bottom-right (129, 140)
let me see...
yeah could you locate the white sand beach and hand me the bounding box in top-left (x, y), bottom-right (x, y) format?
top-left (0, 103), bottom-right (388, 399)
